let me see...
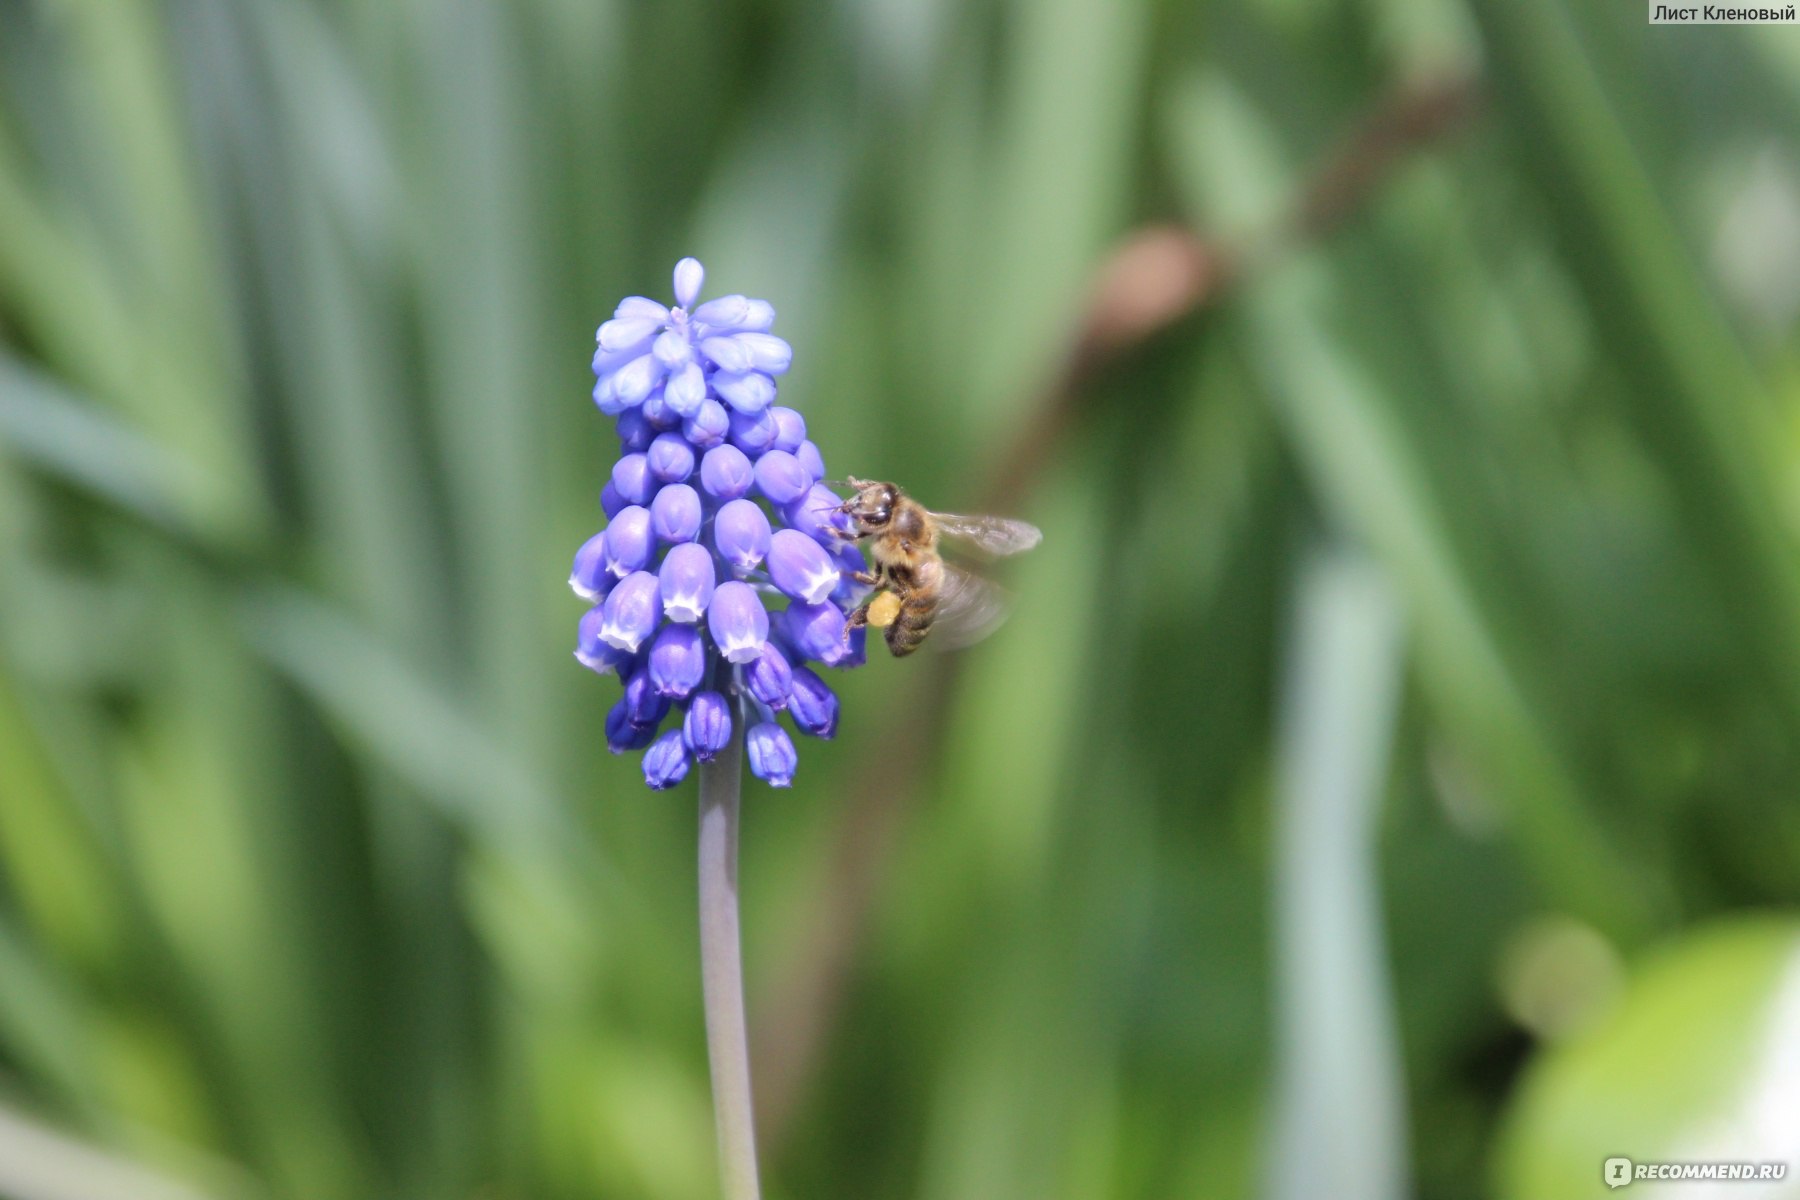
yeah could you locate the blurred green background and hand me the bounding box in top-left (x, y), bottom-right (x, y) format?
top-left (3, 0), bottom-right (1800, 1197)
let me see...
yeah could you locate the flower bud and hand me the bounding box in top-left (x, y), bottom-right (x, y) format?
top-left (700, 444), bottom-right (755, 501)
top-left (767, 528), bottom-right (840, 604)
top-left (713, 371), bottom-right (775, 414)
top-left (707, 581), bottom-right (769, 664)
top-left (684, 690), bottom-right (732, 761)
top-left (601, 481), bottom-right (627, 518)
top-left (653, 329), bottom-right (694, 369)
top-left (647, 624), bottom-right (706, 698)
top-left (739, 299), bottom-right (776, 331)
top-left (796, 439), bottom-right (825, 483)
top-left (683, 398), bottom-right (730, 450)
top-left (714, 498), bottom-right (772, 573)
top-left (746, 643), bottom-right (794, 711)
top-left (598, 317), bottom-right (659, 354)
top-left (606, 699), bottom-right (658, 753)
top-left (647, 432), bottom-right (696, 483)
top-left (738, 334), bottom-right (793, 376)
top-left (781, 600), bottom-right (861, 666)
top-left (754, 450), bottom-right (810, 506)
top-left (665, 361), bottom-right (707, 416)
top-left (601, 505), bottom-right (654, 577)
top-left (569, 531), bottom-right (610, 601)
top-left (598, 570), bottom-right (660, 652)
top-left (616, 407), bottom-right (652, 452)
top-left (642, 729), bottom-right (691, 789)
top-left (747, 722), bottom-right (797, 787)
top-left (641, 388), bottom-right (679, 429)
top-left (673, 257), bottom-right (705, 308)
top-left (787, 666), bottom-right (839, 738)
top-left (658, 542), bottom-right (716, 623)
top-left (782, 484), bottom-right (851, 545)
top-left (575, 606), bottom-right (634, 675)
top-left (611, 453), bottom-right (656, 506)
top-left (694, 294), bottom-right (749, 326)
top-left (651, 483), bottom-right (702, 543)
top-left (613, 296), bottom-right (669, 322)
top-left (610, 354), bottom-right (661, 407)
top-left (727, 407), bottom-right (779, 455)
top-left (770, 406), bottom-right (806, 453)
top-left (622, 664), bottom-right (671, 728)
top-left (700, 336), bottom-right (750, 374)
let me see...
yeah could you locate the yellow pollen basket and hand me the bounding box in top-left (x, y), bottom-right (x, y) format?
top-left (866, 591), bottom-right (902, 628)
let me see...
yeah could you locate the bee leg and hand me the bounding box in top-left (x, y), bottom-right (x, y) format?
top-left (822, 525), bottom-right (859, 543)
top-left (850, 569), bottom-right (880, 586)
top-left (842, 599), bottom-right (872, 643)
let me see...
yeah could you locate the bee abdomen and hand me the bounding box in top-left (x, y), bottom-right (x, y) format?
top-left (885, 591), bottom-right (937, 657)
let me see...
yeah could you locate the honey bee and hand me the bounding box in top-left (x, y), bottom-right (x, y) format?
top-left (827, 477), bottom-right (1042, 657)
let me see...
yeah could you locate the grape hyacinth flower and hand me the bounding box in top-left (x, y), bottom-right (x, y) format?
top-left (574, 257), bottom-right (864, 791)
top-left (570, 259), bottom-right (867, 1200)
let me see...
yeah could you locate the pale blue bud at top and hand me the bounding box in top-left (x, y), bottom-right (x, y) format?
top-left (683, 398), bottom-right (730, 450)
top-left (598, 317), bottom-right (660, 353)
top-left (651, 483), bottom-right (702, 543)
top-left (570, 531), bottom-right (610, 601)
top-left (673, 257), bottom-right (705, 308)
top-left (576, 606), bottom-right (635, 675)
top-left (714, 498), bottom-right (772, 573)
top-left (622, 664), bottom-right (671, 728)
top-left (739, 299), bottom-right (776, 331)
top-left (796, 440), bottom-right (825, 483)
top-left (647, 623), bottom-right (706, 698)
top-left (611, 453), bottom-right (656, 506)
top-left (613, 295), bottom-right (670, 323)
top-left (700, 336), bottom-right (751, 374)
top-left (694, 294), bottom-right (750, 327)
top-left (653, 329), bottom-right (694, 369)
top-left (737, 333), bottom-right (793, 376)
top-left (598, 570), bottom-right (660, 652)
top-left (617, 407), bottom-right (652, 451)
top-left (658, 542), bottom-right (716, 623)
top-left (746, 643), bottom-right (794, 711)
top-left (783, 484), bottom-right (851, 545)
top-left (602, 505), bottom-right (654, 577)
top-left (787, 666), bottom-right (839, 738)
top-left (665, 361), bottom-right (707, 416)
top-left (753, 450), bottom-right (810, 506)
top-left (708, 580), bottom-right (769, 664)
top-left (746, 722), bottom-right (797, 787)
top-left (713, 371), bottom-right (776, 414)
top-left (601, 481), bottom-right (627, 518)
top-left (647, 432), bottom-right (695, 483)
top-left (767, 528), bottom-right (840, 605)
top-left (700, 444), bottom-right (754, 501)
top-left (684, 690), bottom-right (732, 761)
top-left (727, 406), bottom-right (779, 454)
top-left (770, 406), bottom-right (806, 453)
top-left (607, 700), bottom-right (658, 753)
top-left (642, 729), bottom-right (691, 789)
top-left (611, 354), bottom-right (661, 407)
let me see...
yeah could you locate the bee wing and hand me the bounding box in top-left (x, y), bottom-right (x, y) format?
top-left (927, 563), bottom-right (1015, 652)
top-left (927, 512), bottom-right (1042, 558)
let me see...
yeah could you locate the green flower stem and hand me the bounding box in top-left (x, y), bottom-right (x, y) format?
top-left (697, 723), bottom-right (761, 1200)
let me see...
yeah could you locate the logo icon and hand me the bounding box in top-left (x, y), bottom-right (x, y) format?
top-left (1606, 1158), bottom-right (1634, 1189)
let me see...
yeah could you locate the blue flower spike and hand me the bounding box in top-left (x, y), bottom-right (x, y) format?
top-left (572, 259), bottom-right (862, 788)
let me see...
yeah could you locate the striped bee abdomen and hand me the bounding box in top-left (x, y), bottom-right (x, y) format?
top-left (885, 589), bottom-right (937, 656)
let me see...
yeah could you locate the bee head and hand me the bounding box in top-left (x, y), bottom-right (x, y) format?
top-left (841, 478), bottom-right (897, 531)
